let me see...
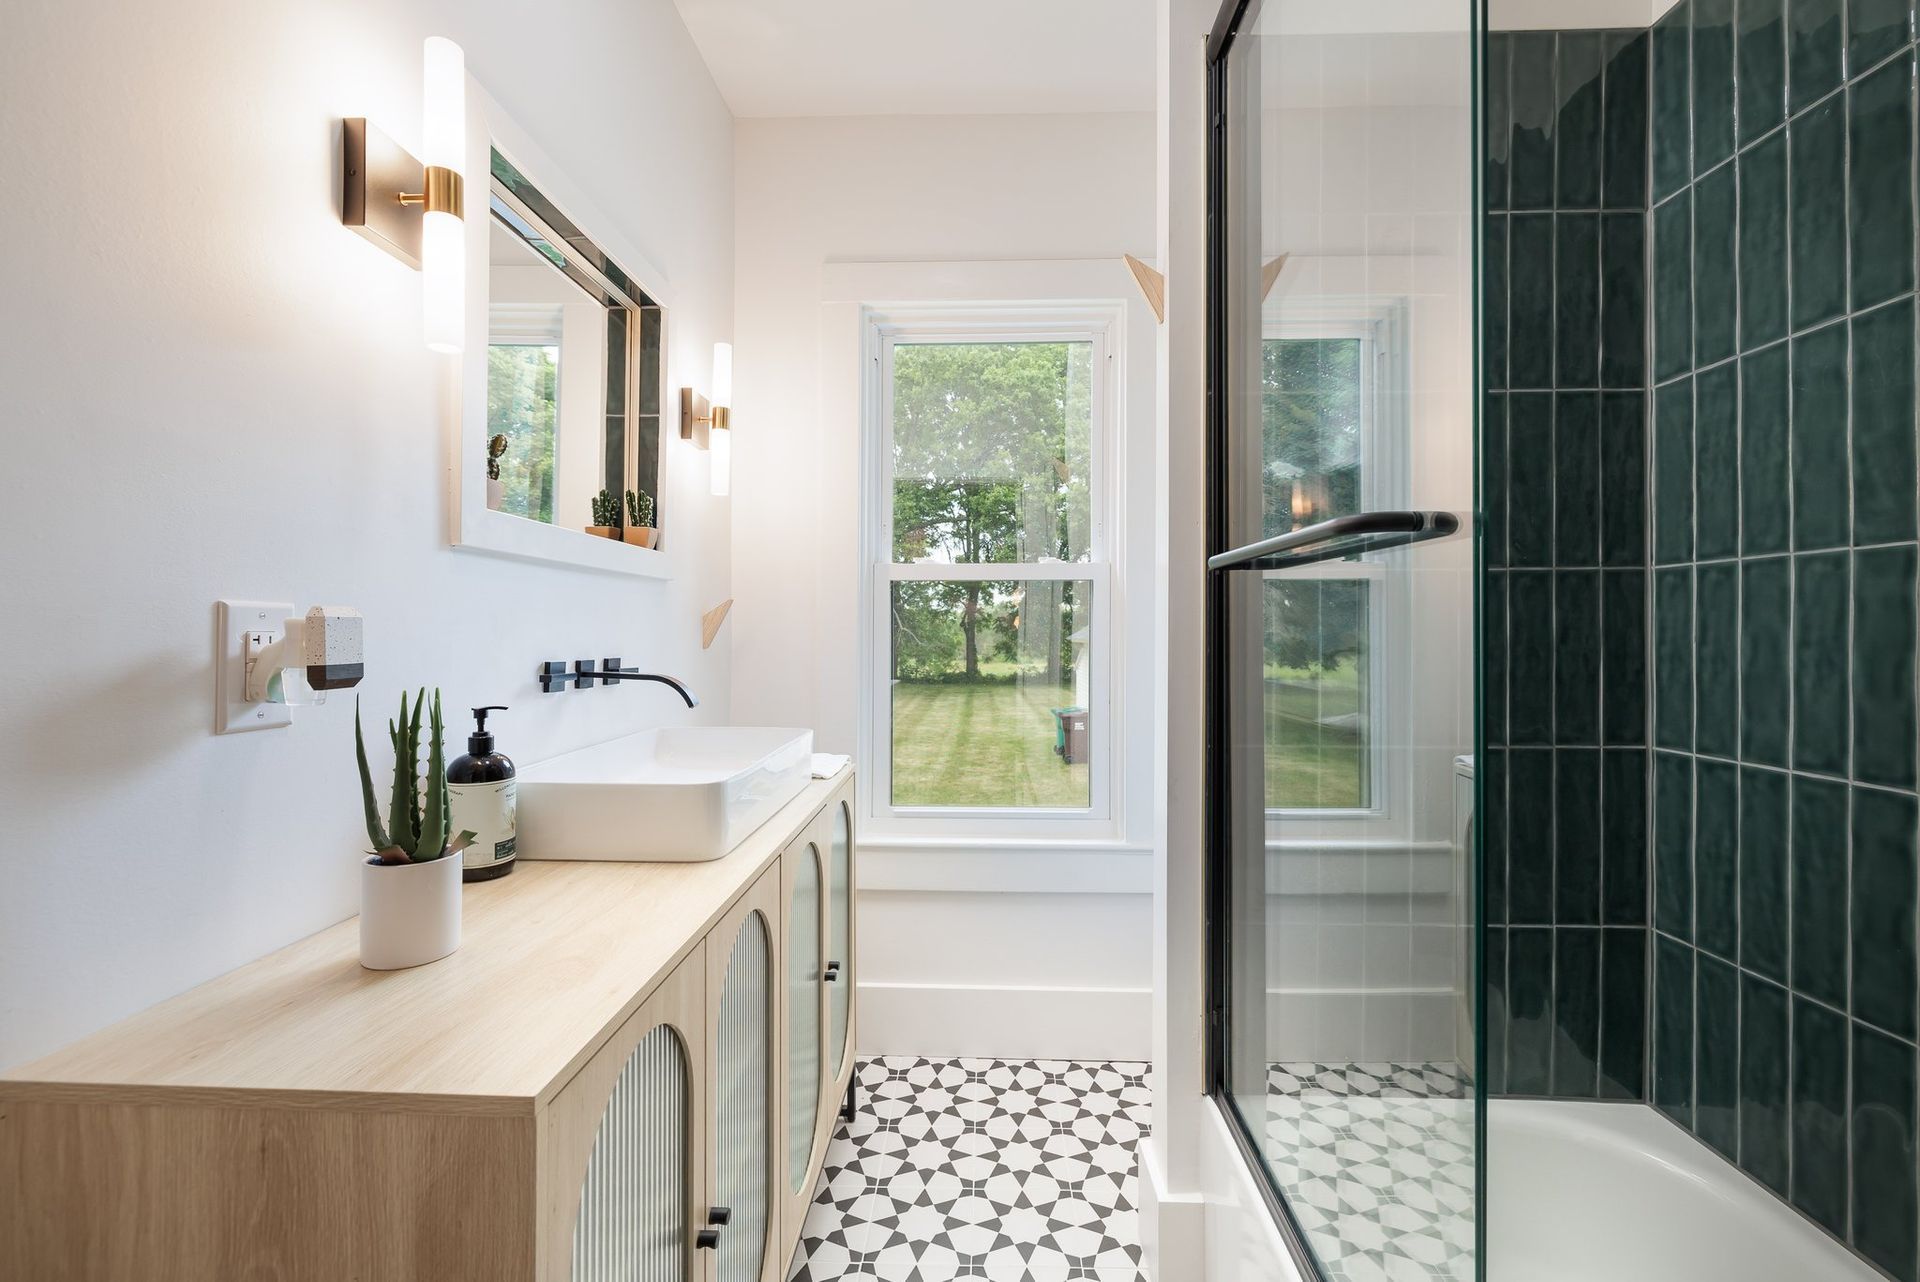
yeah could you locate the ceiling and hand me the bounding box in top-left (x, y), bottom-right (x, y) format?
top-left (671, 0), bottom-right (1156, 118)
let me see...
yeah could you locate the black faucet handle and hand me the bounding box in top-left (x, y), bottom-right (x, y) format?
top-left (539, 661), bottom-right (570, 694)
top-left (571, 659), bottom-right (598, 690)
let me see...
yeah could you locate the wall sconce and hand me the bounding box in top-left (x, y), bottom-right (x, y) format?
top-left (340, 36), bottom-right (467, 353)
top-left (680, 342), bottom-right (734, 496)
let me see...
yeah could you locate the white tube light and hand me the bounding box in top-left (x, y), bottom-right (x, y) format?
top-left (708, 342), bottom-right (733, 496)
top-left (420, 36), bottom-right (466, 354)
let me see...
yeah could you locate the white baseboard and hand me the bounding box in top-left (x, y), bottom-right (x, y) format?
top-left (856, 981), bottom-right (1152, 1062)
top-left (1139, 1140), bottom-right (1208, 1282)
top-left (1266, 988), bottom-right (1462, 1065)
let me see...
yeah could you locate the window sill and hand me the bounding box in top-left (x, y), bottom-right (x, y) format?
top-left (858, 838), bottom-right (1152, 895)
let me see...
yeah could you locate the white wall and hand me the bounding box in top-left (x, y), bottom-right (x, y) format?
top-left (730, 113), bottom-right (1158, 1060)
top-left (0, 0), bottom-right (735, 1070)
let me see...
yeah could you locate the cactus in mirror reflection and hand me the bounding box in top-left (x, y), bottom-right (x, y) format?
top-left (486, 433), bottom-right (508, 481)
top-left (354, 688), bottom-right (475, 864)
top-left (591, 488), bottom-right (619, 527)
top-left (625, 489), bottom-right (654, 528)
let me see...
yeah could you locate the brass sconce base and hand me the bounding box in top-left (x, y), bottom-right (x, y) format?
top-left (680, 387), bottom-right (712, 450)
top-left (342, 118), bottom-right (455, 269)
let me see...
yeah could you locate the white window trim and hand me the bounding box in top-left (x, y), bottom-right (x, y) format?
top-left (858, 303), bottom-right (1125, 841)
top-left (1261, 299), bottom-right (1411, 826)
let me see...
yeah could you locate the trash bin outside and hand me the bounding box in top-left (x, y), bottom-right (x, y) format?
top-left (1053, 707), bottom-right (1090, 764)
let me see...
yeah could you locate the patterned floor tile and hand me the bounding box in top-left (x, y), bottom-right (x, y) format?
top-left (787, 1058), bottom-right (1149, 1282)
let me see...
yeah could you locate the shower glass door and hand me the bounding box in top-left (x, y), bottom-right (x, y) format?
top-left (1205, 1), bottom-right (1483, 1279)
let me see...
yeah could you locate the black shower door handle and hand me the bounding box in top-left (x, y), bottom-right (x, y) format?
top-left (1207, 510), bottom-right (1462, 572)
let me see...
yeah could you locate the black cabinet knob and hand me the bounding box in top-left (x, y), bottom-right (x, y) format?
top-left (823, 961), bottom-right (841, 983)
top-left (695, 1229), bottom-right (720, 1250)
top-left (708, 1206), bottom-right (732, 1226)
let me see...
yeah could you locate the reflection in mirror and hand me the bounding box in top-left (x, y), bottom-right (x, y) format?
top-left (485, 149), bottom-right (663, 542)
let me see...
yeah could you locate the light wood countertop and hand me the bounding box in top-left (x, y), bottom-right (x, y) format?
top-left (0, 773), bottom-right (844, 1114)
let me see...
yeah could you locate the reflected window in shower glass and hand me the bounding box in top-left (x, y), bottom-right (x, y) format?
top-left (1263, 576), bottom-right (1371, 810)
top-left (1264, 336), bottom-right (1366, 537)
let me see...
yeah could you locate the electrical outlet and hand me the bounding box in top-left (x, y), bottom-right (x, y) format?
top-left (215, 600), bottom-right (293, 734)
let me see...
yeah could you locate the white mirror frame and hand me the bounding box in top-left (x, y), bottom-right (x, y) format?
top-left (447, 83), bottom-right (675, 579)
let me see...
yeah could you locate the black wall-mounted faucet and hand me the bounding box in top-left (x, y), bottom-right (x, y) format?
top-left (539, 659), bottom-right (698, 707)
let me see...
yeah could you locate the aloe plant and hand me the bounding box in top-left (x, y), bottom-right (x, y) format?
top-left (625, 489), bottom-right (655, 528)
top-left (591, 488), bottom-right (619, 527)
top-left (354, 688), bottom-right (474, 864)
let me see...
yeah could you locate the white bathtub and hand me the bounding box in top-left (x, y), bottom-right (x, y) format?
top-left (1490, 1100), bottom-right (1880, 1281)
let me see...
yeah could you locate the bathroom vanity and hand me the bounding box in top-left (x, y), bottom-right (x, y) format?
top-left (0, 767), bottom-right (857, 1282)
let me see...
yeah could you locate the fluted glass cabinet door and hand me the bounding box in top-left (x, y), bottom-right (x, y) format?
top-left (571, 1023), bottom-right (688, 1282)
top-left (786, 843), bottom-right (822, 1194)
top-left (716, 910), bottom-right (772, 1282)
top-left (827, 800), bottom-right (853, 1079)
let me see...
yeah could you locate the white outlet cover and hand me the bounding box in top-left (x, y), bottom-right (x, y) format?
top-left (215, 600), bottom-right (293, 734)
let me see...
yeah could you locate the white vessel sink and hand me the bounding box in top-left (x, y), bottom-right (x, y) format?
top-left (516, 726), bottom-right (815, 862)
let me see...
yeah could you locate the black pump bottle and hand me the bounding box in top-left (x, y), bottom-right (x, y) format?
top-left (448, 705), bottom-right (518, 882)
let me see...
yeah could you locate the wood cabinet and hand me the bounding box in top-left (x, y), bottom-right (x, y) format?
top-left (0, 769), bottom-right (856, 1282)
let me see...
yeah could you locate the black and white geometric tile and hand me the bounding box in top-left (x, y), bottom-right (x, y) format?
top-left (787, 1057), bottom-right (1151, 1282)
top-left (1262, 1062), bottom-right (1476, 1282)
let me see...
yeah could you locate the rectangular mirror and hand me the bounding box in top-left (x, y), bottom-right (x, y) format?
top-left (453, 92), bottom-right (671, 578)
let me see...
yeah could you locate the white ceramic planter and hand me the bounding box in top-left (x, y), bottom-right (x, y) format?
top-left (359, 854), bottom-right (462, 970)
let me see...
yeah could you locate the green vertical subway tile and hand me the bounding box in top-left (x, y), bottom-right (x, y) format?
top-left (1739, 0), bottom-right (1789, 143)
top-left (1740, 766), bottom-right (1790, 980)
top-left (1792, 551), bottom-right (1850, 774)
top-left (1510, 216), bottom-right (1556, 389)
top-left (1603, 570), bottom-right (1648, 745)
top-left (1655, 379), bottom-right (1695, 564)
top-left (1557, 32), bottom-right (1606, 209)
top-left (1851, 0), bottom-right (1916, 77)
top-left (1656, 750), bottom-right (1696, 937)
top-left (1488, 578), bottom-right (1511, 748)
top-left (1486, 926), bottom-right (1510, 1094)
top-left (1790, 996), bottom-right (1849, 1236)
top-left (1789, 0), bottom-right (1846, 113)
top-left (1693, 164), bottom-right (1739, 366)
top-left (1654, 4), bottom-right (1694, 200)
top-left (1695, 954), bottom-right (1741, 1158)
top-left (1738, 131), bottom-right (1790, 351)
top-left (1854, 545), bottom-right (1918, 790)
top-left (1741, 557), bottom-right (1792, 765)
top-left (1603, 31), bottom-right (1651, 209)
top-left (1656, 567), bottom-right (1696, 751)
top-left (1557, 748), bottom-right (1603, 921)
top-left (1741, 345), bottom-right (1792, 555)
top-left (1556, 572), bottom-right (1601, 744)
top-left (1484, 391), bottom-right (1509, 565)
top-left (1487, 573), bottom-right (1509, 740)
top-left (1558, 216), bottom-right (1602, 387)
top-left (1655, 193), bottom-right (1695, 382)
top-left (1510, 572), bottom-right (1554, 745)
top-left (1654, 934), bottom-right (1696, 1124)
top-left (1552, 928), bottom-right (1602, 1097)
top-left (1740, 974), bottom-right (1791, 1195)
top-left (1852, 787), bottom-right (1919, 1040)
top-left (1599, 927), bottom-right (1648, 1097)
top-left (1507, 927), bottom-right (1555, 1094)
top-left (1696, 561), bottom-right (1740, 758)
top-left (1484, 215), bottom-right (1510, 390)
top-left (1790, 774), bottom-right (1850, 1006)
top-left (1509, 392), bottom-right (1554, 565)
top-left (1789, 101), bottom-right (1848, 329)
top-left (1695, 759), bottom-right (1740, 959)
top-left (1510, 32), bottom-right (1559, 210)
top-left (1694, 363), bottom-right (1740, 559)
top-left (1851, 56), bottom-right (1918, 311)
top-left (1511, 750), bottom-right (1555, 925)
top-left (1852, 1026), bottom-right (1919, 1282)
top-left (1790, 323), bottom-right (1850, 551)
top-left (1852, 300), bottom-right (1919, 544)
top-left (1693, 0), bottom-right (1737, 172)
top-left (1487, 33), bottom-right (1513, 210)
top-left (1604, 748), bottom-right (1650, 922)
top-left (1480, 778), bottom-right (1507, 919)
top-left (1600, 214), bottom-right (1648, 387)
top-left (1601, 392), bottom-right (1648, 566)
top-left (1556, 392), bottom-right (1600, 565)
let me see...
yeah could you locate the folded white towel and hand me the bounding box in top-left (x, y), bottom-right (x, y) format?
top-left (811, 752), bottom-right (851, 779)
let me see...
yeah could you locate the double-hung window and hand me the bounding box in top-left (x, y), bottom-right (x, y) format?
top-left (1260, 306), bottom-right (1406, 819)
top-left (864, 309), bottom-right (1117, 828)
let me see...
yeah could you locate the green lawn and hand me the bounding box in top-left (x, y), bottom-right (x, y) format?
top-left (891, 679), bottom-right (1088, 807)
top-left (889, 669), bottom-right (1366, 810)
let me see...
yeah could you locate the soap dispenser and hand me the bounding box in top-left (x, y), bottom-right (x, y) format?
top-left (449, 705), bottom-right (517, 882)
